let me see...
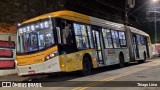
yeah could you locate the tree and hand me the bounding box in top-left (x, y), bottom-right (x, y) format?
top-left (0, 0), bottom-right (65, 24)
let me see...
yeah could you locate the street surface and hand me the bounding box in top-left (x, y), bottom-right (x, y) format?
top-left (1, 57), bottom-right (160, 90)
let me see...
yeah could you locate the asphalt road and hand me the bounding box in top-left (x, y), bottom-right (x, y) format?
top-left (1, 57), bottom-right (160, 90)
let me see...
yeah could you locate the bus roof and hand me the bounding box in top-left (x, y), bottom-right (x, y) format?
top-left (22, 10), bottom-right (149, 37)
top-left (22, 10), bottom-right (90, 24)
top-left (129, 26), bottom-right (149, 37)
top-left (22, 10), bottom-right (126, 31)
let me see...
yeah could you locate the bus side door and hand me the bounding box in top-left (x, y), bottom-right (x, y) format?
top-left (92, 27), bottom-right (104, 66)
top-left (133, 34), bottom-right (140, 59)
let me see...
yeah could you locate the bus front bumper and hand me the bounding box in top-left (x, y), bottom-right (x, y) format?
top-left (16, 56), bottom-right (62, 76)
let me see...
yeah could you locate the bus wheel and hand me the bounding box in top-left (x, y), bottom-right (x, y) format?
top-left (142, 52), bottom-right (147, 63)
top-left (80, 56), bottom-right (92, 76)
top-left (139, 52), bottom-right (147, 63)
top-left (119, 53), bottom-right (125, 68)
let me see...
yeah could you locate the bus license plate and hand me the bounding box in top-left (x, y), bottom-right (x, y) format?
top-left (28, 70), bottom-right (35, 74)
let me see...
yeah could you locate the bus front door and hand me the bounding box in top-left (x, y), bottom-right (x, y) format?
top-left (92, 29), bottom-right (104, 66)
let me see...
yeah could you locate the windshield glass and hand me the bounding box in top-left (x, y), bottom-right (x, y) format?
top-left (17, 19), bottom-right (55, 54)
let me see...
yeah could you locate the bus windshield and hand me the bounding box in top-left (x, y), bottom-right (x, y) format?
top-left (17, 19), bottom-right (55, 54)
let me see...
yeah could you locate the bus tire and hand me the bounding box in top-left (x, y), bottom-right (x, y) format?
top-left (80, 56), bottom-right (92, 76)
top-left (142, 52), bottom-right (147, 63)
top-left (119, 53), bottom-right (125, 68)
top-left (138, 52), bottom-right (147, 63)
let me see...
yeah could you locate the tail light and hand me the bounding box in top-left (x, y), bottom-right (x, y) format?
top-left (44, 51), bottom-right (58, 61)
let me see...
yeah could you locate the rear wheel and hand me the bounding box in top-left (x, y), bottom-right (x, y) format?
top-left (119, 53), bottom-right (125, 68)
top-left (142, 52), bottom-right (147, 63)
top-left (80, 56), bottom-right (92, 76)
top-left (138, 52), bottom-right (147, 63)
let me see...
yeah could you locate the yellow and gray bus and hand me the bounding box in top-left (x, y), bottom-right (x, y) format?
top-left (16, 10), bottom-right (151, 76)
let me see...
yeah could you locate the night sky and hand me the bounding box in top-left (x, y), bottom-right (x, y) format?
top-left (0, 0), bottom-right (159, 43)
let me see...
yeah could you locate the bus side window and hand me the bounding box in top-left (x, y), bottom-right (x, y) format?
top-left (136, 35), bottom-right (141, 45)
top-left (87, 25), bottom-right (94, 48)
top-left (118, 31), bottom-right (127, 47)
top-left (102, 29), bottom-right (113, 48)
top-left (111, 30), bottom-right (120, 48)
top-left (73, 23), bottom-right (89, 49)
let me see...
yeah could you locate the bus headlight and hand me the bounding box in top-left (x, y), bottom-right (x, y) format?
top-left (44, 51), bottom-right (59, 61)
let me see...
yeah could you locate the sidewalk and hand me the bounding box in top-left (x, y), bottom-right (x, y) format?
top-left (0, 74), bottom-right (28, 81)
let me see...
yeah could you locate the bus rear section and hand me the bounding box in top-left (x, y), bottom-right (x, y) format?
top-left (130, 27), bottom-right (151, 62)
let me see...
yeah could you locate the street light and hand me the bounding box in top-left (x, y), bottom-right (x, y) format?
top-left (125, 0), bottom-right (135, 61)
top-left (153, 0), bottom-right (158, 2)
top-left (128, 0), bottom-right (158, 43)
top-left (152, 0), bottom-right (158, 43)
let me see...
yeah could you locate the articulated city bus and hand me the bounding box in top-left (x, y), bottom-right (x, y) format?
top-left (16, 10), bottom-right (151, 76)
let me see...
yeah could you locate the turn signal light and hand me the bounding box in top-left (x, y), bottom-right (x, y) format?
top-left (93, 58), bottom-right (97, 61)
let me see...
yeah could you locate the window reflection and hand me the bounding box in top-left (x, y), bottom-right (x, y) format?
top-left (119, 31), bottom-right (126, 46)
top-left (111, 30), bottom-right (120, 48)
top-left (102, 29), bottom-right (126, 48)
top-left (23, 34), bottom-right (30, 52)
top-left (102, 29), bottom-right (113, 48)
top-left (30, 33), bottom-right (38, 51)
top-left (87, 26), bottom-right (94, 48)
top-left (39, 34), bottom-right (45, 49)
top-left (74, 23), bottom-right (89, 49)
top-left (45, 33), bottom-right (54, 47)
top-left (18, 20), bottom-right (54, 53)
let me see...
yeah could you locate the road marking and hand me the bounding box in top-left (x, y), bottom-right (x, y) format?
top-left (72, 67), bottom-right (148, 90)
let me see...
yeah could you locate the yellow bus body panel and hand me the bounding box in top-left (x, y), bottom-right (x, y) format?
top-left (17, 45), bottom-right (98, 72)
top-left (59, 49), bottom-right (98, 72)
top-left (16, 46), bottom-right (58, 66)
top-left (22, 10), bottom-right (90, 25)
